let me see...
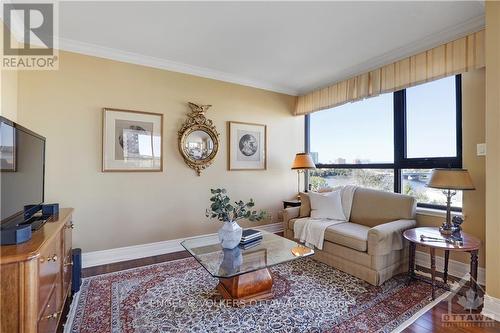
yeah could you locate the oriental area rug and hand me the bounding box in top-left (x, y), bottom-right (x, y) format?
top-left (64, 257), bottom-right (447, 333)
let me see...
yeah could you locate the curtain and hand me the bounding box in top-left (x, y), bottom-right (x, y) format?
top-left (295, 30), bottom-right (485, 116)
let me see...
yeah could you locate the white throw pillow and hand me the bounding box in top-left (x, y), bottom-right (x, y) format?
top-left (309, 190), bottom-right (347, 221)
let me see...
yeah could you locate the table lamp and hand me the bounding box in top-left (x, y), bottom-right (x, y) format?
top-left (291, 153), bottom-right (316, 194)
top-left (427, 168), bottom-right (475, 235)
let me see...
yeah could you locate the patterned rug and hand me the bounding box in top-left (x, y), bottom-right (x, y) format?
top-left (65, 257), bottom-right (447, 333)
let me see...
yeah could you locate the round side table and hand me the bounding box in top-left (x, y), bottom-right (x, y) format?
top-left (403, 227), bottom-right (481, 300)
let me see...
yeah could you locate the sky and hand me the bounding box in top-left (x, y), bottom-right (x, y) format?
top-left (310, 76), bottom-right (457, 164)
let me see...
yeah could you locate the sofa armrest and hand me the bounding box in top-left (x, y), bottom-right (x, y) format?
top-left (283, 207), bottom-right (300, 230)
top-left (367, 219), bottom-right (416, 256)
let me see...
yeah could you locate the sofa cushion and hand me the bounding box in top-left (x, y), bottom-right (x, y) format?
top-left (309, 191), bottom-right (346, 220)
top-left (299, 187), bottom-right (343, 218)
top-left (349, 187), bottom-right (416, 228)
top-left (324, 223), bottom-right (370, 252)
top-left (299, 192), bottom-right (311, 217)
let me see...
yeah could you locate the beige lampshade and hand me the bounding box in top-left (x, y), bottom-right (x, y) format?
top-left (427, 169), bottom-right (475, 190)
top-left (291, 153), bottom-right (316, 170)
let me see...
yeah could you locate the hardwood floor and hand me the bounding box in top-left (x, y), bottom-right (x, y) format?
top-left (77, 252), bottom-right (499, 333)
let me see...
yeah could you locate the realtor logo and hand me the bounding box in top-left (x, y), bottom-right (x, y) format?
top-left (2, 2), bottom-right (58, 69)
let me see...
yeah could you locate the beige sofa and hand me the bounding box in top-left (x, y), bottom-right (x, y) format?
top-left (283, 187), bottom-right (417, 286)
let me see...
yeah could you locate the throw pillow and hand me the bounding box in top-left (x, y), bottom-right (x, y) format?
top-left (299, 192), bottom-right (311, 217)
top-left (309, 190), bottom-right (347, 220)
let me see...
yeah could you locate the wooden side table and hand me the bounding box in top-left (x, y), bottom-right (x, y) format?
top-left (283, 200), bottom-right (301, 209)
top-left (403, 227), bottom-right (481, 300)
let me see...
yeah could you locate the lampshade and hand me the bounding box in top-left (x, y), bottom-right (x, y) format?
top-left (291, 153), bottom-right (316, 170)
top-left (427, 168), bottom-right (475, 190)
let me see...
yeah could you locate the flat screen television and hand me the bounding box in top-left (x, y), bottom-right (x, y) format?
top-left (0, 116), bottom-right (45, 226)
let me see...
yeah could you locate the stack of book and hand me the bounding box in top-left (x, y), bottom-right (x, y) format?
top-left (239, 229), bottom-right (263, 249)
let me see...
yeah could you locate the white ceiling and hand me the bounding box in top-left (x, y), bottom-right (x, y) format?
top-left (56, 1), bottom-right (485, 95)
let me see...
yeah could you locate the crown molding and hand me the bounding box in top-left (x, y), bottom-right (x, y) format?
top-left (300, 14), bottom-right (485, 95)
top-left (55, 36), bottom-right (299, 96)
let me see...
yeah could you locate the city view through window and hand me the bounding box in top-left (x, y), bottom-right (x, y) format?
top-left (309, 76), bottom-right (461, 208)
top-left (308, 169), bottom-right (462, 207)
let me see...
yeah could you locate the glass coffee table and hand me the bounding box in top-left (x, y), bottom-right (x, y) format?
top-left (181, 230), bottom-right (314, 303)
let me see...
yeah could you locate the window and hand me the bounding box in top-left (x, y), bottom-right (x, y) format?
top-left (401, 169), bottom-right (462, 208)
top-left (310, 93), bottom-right (393, 164)
top-left (310, 169), bottom-right (394, 192)
top-left (307, 75), bottom-right (462, 210)
top-left (406, 76), bottom-right (457, 158)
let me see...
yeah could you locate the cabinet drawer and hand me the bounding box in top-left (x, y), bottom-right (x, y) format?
top-left (37, 286), bottom-right (60, 333)
top-left (38, 232), bottom-right (62, 316)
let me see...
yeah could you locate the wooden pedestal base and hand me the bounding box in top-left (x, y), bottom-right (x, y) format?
top-left (216, 268), bottom-right (273, 305)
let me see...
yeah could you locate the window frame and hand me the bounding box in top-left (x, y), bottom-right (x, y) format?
top-left (305, 74), bottom-right (462, 211)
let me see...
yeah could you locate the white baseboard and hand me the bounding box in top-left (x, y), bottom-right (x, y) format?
top-left (482, 294), bottom-right (500, 321)
top-left (415, 251), bottom-right (485, 286)
top-left (82, 223), bottom-right (284, 268)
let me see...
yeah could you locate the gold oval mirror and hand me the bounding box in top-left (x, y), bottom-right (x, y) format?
top-left (178, 103), bottom-right (220, 175)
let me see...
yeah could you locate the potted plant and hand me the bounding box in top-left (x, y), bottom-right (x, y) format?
top-left (206, 188), bottom-right (266, 249)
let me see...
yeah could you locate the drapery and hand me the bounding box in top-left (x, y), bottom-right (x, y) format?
top-left (295, 30), bottom-right (485, 116)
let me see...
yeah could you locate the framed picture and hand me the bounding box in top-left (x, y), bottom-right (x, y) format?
top-left (228, 121), bottom-right (266, 170)
top-left (102, 108), bottom-right (163, 172)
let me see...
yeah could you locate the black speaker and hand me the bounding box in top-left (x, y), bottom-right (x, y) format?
top-left (71, 248), bottom-right (82, 294)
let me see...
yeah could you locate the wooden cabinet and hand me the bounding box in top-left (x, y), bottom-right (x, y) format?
top-left (0, 208), bottom-right (73, 333)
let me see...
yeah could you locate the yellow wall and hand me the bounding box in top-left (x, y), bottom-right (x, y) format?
top-left (416, 69), bottom-right (486, 268)
top-left (0, 23), bottom-right (18, 121)
top-left (485, 1), bottom-right (500, 299)
top-left (0, 69), bottom-right (18, 121)
top-left (16, 51), bottom-right (302, 252)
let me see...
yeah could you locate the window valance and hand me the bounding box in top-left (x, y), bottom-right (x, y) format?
top-left (295, 30), bottom-right (485, 116)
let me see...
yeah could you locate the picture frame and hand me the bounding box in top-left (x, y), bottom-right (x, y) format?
top-left (102, 108), bottom-right (163, 172)
top-left (228, 121), bottom-right (267, 171)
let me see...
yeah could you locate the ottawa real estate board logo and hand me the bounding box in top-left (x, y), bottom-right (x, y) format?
top-left (2, 2), bottom-right (58, 70)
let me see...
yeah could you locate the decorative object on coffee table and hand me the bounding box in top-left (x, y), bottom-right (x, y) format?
top-left (427, 168), bottom-right (475, 235)
top-left (291, 153), bottom-right (316, 194)
top-left (102, 108), bottom-right (163, 172)
top-left (228, 121), bottom-right (267, 170)
top-left (181, 230), bottom-right (314, 305)
top-left (404, 227), bottom-right (481, 300)
top-left (178, 102), bottom-right (220, 175)
top-left (206, 188), bottom-right (266, 249)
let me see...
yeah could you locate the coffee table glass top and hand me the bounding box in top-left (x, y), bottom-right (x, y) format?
top-left (181, 230), bottom-right (314, 278)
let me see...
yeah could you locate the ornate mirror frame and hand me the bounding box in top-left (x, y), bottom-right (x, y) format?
top-left (178, 102), bottom-right (220, 175)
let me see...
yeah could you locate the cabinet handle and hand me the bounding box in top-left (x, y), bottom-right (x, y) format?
top-left (40, 254), bottom-right (58, 263)
top-left (66, 222), bottom-right (74, 229)
top-left (43, 311), bottom-right (60, 320)
top-left (64, 261), bottom-right (73, 267)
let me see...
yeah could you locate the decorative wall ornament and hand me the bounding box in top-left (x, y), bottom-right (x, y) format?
top-left (178, 102), bottom-right (220, 175)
